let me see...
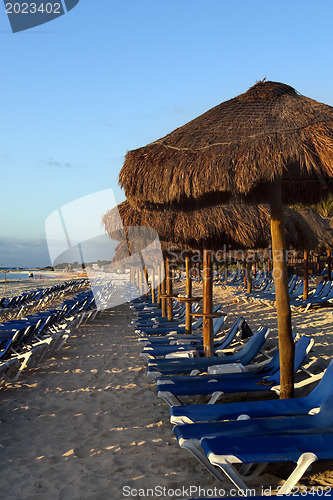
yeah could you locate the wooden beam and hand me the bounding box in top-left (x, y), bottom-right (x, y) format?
top-left (165, 257), bottom-right (173, 322)
top-left (185, 253), bottom-right (192, 335)
top-left (303, 249), bottom-right (309, 301)
top-left (203, 246), bottom-right (214, 357)
top-left (270, 179), bottom-right (294, 399)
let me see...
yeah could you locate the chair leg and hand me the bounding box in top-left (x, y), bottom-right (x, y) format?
top-left (179, 438), bottom-right (237, 484)
top-left (208, 453), bottom-right (250, 494)
top-left (279, 453), bottom-right (318, 494)
top-left (0, 359), bottom-right (21, 385)
top-left (6, 352), bottom-right (33, 382)
top-left (158, 390), bottom-right (182, 406)
top-left (239, 461), bottom-right (268, 479)
top-left (208, 391), bottom-right (225, 404)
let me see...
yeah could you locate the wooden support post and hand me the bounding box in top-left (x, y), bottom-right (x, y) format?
top-left (185, 253), bottom-right (192, 335)
top-left (246, 260), bottom-right (253, 294)
top-left (157, 264), bottom-right (162, 308)
top-left (252, 254), bottom-right (256, 280)
top-left (327, 248), bottom-right (331, 281)
top-left (165, 257), bottom-right (173, 322)
top-left (143, 266), bottom-right (149, 299)
top-left (203, 246), bottom-right (214, 357)
top-left (303, 249), bottom-right (309, 301)
top-left (243, 257), bottom-right (247, 287)
top-left (138, 270), bottom-right (143, 296)
top-left (224, 257), bottom-right (228, 284)
top-left (270, 180), bottom-right (294, 399)
top-left (161, 263), bottom-right (166, 317)
top-left (151, 267), bottom-right (156, 303)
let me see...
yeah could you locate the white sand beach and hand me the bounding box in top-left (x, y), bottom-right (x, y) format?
top-left (0, 278), bottom-right (332, 499)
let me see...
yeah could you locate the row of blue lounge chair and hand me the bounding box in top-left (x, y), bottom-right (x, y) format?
top-left (211, 266), bottom-right (333, 312)
top-left (0, 278), bottom-right (88, 318)
top-left (0, 280), bottom-right (115, 386)
top-left (215, 269), bottom-right (268, 289)
top-left (230, 274), bottom-right (333, 312)
top-left (128, 285), bottom-right (332, 495)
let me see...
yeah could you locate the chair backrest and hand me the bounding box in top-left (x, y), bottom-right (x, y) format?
top-left (257, 332), bottom-right (298, 376)
top-left (214, 316), bottom-right (244, 349)
top-left (257, 278), bottom-right (268, 290)
top-left (192, 304), bottom-right (222, 330)
top-left (315, 280), bottom-right (332, 299)
top-left (212, 315), bottom-right (227, 335)
top-left (266, 336), bottom-right (314, 384)
top-left (215, 326), bottom-right (270, 365)
top-left (262, 280), bottom-right (274, 293)
top-left (311, 280), bottom-right (325, 297)
top-left (288, 276), bottom-right (298, 293)
top-left (322, 284), bottom-right (333, 300)
top-left (305, 359), bottom-right (333, 407)
top-left (314, 393), bottom-right (333, 428)
top-left (192, 302), bottom-right (201, 313)
top-left (289, 280), bottom-right (304, 298)
top-left (236, 326), bottom-right (270, 365)
top-left (174, 303), bottom-right (186, 316)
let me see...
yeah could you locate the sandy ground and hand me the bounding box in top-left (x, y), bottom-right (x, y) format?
top-left (0, 278), bottom-right (332, 499)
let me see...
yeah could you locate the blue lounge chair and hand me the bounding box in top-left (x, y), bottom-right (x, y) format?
top-left (260, 277), bottom-right (304, 306)
top-left (157, 336), bottom-right (312, 406)
top-left (170, 359), bottom-right (333, 424)
top-left (201, 431), bottom-right (333, 494)
top-left (134, 302), bottom-right (204, 334)
top-left (137, 315), bottom-right (205, 340)
top-left (159, 334), bottom-right (287, 388)
top-left (138, 315), bottom-right (249, 346)
top-left (146, 326), bottom-right (270, 380)
top-left (134, 300), bottom-right (186, 322)
top-left (290, 280), bottom-right (332, 311)
top-left (173, 392), bottom-right (333, 488)
top-left (136, 304), bottom-right (222, 337)
top-left (140, 315), bottom-right (228, 360)
top-left (253, 275), bottom-right (298, 305)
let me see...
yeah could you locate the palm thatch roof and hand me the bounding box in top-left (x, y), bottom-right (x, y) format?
top-left (102, 201), bottom-right (318, 251)
top-left (298, 209), bottom-right (333, 249)
top-left (328, 217), bottom-right (333, 231)
top-left (107, 240), bottom-right (141, 271)
top-left (119, 80), bottom-right (333, 209)
top-left (111, 239), bottom-right (181, 266)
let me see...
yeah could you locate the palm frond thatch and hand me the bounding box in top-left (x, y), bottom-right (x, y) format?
top-left (102, 201), bottom-right (318, 251)
top-left (298, 208), bottom-right (333, 249)
top-left (119, 81), bottom-right (333, 209)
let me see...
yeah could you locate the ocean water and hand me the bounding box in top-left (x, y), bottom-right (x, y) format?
top-left (0, 268), bottom-right (36, 280)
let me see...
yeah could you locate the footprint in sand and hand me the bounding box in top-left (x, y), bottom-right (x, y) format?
top-left (74, 445), bottom-right (92, 458)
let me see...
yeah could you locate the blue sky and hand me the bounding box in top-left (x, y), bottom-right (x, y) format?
top-left (1, 0), bottom-right (333, 267)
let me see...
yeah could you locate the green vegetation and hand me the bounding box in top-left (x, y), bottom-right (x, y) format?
top-left (291, 193), bottom-right (333, 218)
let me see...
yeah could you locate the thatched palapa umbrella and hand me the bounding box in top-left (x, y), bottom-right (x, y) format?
top-left (119, 80), bottom-right (333, 398)
top-left (103, 201), bottom-right (317, 251)
top-left (103, 201), bottom-right (317, 353)
top-left (110, 238), bottom-right (174, 305)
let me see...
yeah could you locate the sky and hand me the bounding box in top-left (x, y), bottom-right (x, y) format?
top-left (1, 0), bottom-right (333, 267)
